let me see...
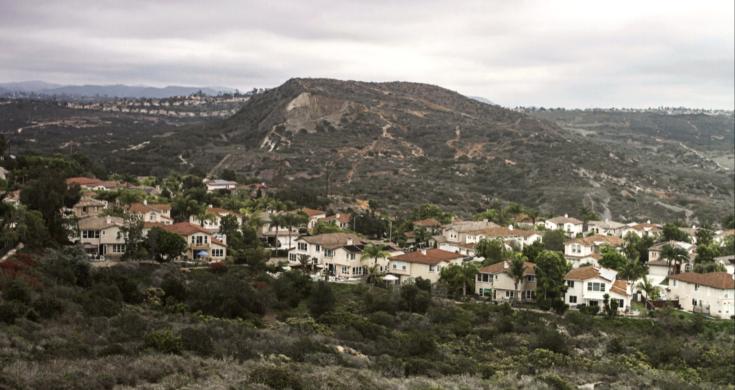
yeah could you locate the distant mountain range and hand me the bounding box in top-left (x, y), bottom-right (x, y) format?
top-left (0, 81), bottom-right (236, 98)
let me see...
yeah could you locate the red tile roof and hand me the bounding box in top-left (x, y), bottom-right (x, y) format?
top-left (129, 202), bottom-right (171, 213)
top-left (567, 234), bottom-right (624, 247)
top-left (302, 208), bottom-right (326, 218)
top-left (670, 272), bottom-right (735, 290)
top-left (611, 280), bottom-right (630, 296)
top-left (66, 177), bottom-right (104, 186)
top-left (565, 266), bottom-right (603, 281)
top-left (161, 222), bottom-right (210, 236)
top-left (390, 248), bottom-right (463, 265)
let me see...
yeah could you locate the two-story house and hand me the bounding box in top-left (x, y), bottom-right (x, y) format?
top-left (302, 208), bottom-right (327, 230)
top-left (128, 200), bottom-right (173, 225)
top-left (146, 222), bottom-right (227, 262)
top-left (189, 206), bottom-right (243, 233)
top-left (545, 215), bottom-right (584, 236)
top-left (476, 260), bottom-right (537, 302)
top-left (204, 179), bottom-right (237, 192)
top-left (586, 220), bottom-right (626, 236)
top-left (318, 213), bottom-right (352, 230)
top-left (564, 234), bottom-right (624, 268)
top-left (70, 196), bottom-right (108, 218)
top-left (564, 265), bottom-right (631, 312)
top-left (621, 221), bottom-right (662, 239)
top-left (73, 216), bottom-right (127, 260)
top-left (667, 272), bottom-right (735, 319)
top-left (388, 248), bottom-right (464, 284)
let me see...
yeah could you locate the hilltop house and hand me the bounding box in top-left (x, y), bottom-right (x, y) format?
top-left (666, 272), bottom-right (735, 319)
top-left (476, 260), bottom-right (537, 302)
top-left (146, 222), bottom-right (227, 262)
top-left (545, 215), bottom-right (584, 236)
top-left (128, 200), bottom-right (173, 225)
top-left (319, 213), bottom-right (352, 230)
top-left (564, 234), bottom-right (624, 268)
top-left (189, 206), bottom-right (243, 233)
top-left (73, 216), bottom-right (127, 260)
top-left (388, 248), bottom-right (464, 284)
top-left (564, 265), bottom-right (631, 312)
top-left (287, 233), bottom-right (401, 279)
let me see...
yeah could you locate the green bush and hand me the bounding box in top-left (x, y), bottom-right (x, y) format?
top-left (308, 281), bottom-right (335, 318)
top-left (249, 365), bottom-right (304, 389)
top-left (144, 329), bottom-right (183, 354)
top-left (180, 327), bottom-right (214, 356)
top-left (161, 276), bottom-right (187, 302)
top-left (32, 295), bottom-right (65, 319)
top-left (532, 329), bottom-right (568, 355)
top-left (3, 279), bottom-right (32, 304)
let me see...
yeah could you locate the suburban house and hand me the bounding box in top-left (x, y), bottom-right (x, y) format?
top-left (621, 221), bottom-right (662, 238)
top-left (413, 218), bottom-right (443, 234)
top-left (189, 206), bottom-right (243, 233)
top-left (388, 248), bottom-right (464, 284)
top-left (476, 260), bottom-right (537, 302)
top-left (647, 240), bottom-right (695, 274)
top-left (433, 220), bottom-right (506, 256)
top-left (545, 215), bottom-right (584, 236)
top-left (146, 222), bottom-right (227, 262)
top-left (128, 200), bottom-right (173, 225)
top-left (564, 234), bottom-right (624, 268)
top-left (65, 176), bottom-right (123, 191)
top-left (287, 233), bottom-right (401, 279)
top-left (73, 216), bottom-right (127, 260)
top-left (715, 255), bottom-right (735, 275)
top-left (70, 196), bottom-right (108, 218)
top-left (257, 211), bottom-right (300, 249)
top-left (302, 208), bottom-right (327, 230)
top-left (319, 213), bottom-right (352, 230)
top-left (666, 272), bottom-right (735, 319)
top-left (204, 179), bottom-right (237, 192)
top-left (564, 265), bottom-right (632, 312)
top-left (587, 220), bottom-right (626, 237)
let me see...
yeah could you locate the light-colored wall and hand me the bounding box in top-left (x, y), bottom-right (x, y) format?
top-left (668, 280), bottom-right (734, 319)
top-left (565, 277), bottom-right (630, 311)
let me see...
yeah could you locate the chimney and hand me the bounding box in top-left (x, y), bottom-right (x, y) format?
top-left (482, 218), bottom-right (489, 223)
top-left (564, 213), bottom-right (568, 218)
top-left (143, 199), bottom-right (148, 205)
top-left (508, 225), bottom-right (514, 230)
top-left (420, 249), bottom-right (427, 255)
top-left (503, 262), bottom-right (509, 269)
top-left (347, 238), bottom-right (353, 246)
top-left (646, 219), bottom-right (651, 224)
top-left (105, 216), bottom-right (111, 224)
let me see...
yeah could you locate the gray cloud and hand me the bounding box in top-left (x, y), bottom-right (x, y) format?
top-left (0, 0), bottom-right (732, 108)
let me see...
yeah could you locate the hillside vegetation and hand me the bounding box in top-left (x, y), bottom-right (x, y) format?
top-left (1, 249), bottom-right (733, 389)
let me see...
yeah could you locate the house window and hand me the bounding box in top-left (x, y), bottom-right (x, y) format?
top-left (289, 253), bottom-right (297, 262)
top-left (569, 295), bottom-right (577, 303)
top-left (567, 280), bottom-right (575, 288)
top-left (506, 291), bottom-right (514, 298)
top-left (315, 245), bottom-right (321, 252)
top-left (694, 284), bottom-right (699, 291)
top-left (526, 275), bottom-right (535, 282)
top-left (402, 265), bottom-right (406, 270)
top-left (587, 282), bottom-right (606, 292)
top-left (298, 242), bottom-right (308, 251)
top-left (111, 244), bottom-right (126, 253)
top-left (692, 299), bottom-right (697, 306)
top-left (325, 249), bottom-right (335, 258)
top-left (617, 299), bottom-right (624, 308)
top-left (82, 230), bottom-right (100, 239)
top-left (212, 249), bottom-right (224, 257)
top-left (393, 264), bottom-right (397, 269)
top-left (348, 252), bottom-right (356, 260)
top-left (341, 266), bottom-right (349, 274)
top-left (429, 265), bottom-right (436, 272)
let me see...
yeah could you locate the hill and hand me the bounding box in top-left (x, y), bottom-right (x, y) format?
top-left (189, 78), bottom-right (733, 223)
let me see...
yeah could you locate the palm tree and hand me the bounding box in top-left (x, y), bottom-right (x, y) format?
top-left (661, 244), bottom-right (689, 275)
top-left (362, 244), bottom-right (390, 267)
top-left (509, 255), bottom-right (527, 305)
top-left (298, 254), bottom-right (312, 274)
top-left (284, 212), bottom-right (309, 250)
top-left (460, 262), bottom-right (479, 297)
top-left (636, 277), bottom-right (660, 301)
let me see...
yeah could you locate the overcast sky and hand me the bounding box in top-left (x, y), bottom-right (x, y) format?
top-left (0, 0), bottom-right (732, 108)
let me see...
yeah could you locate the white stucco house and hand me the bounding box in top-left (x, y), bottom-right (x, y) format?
top-left (564, 265), bottom-right (632, 312)
top-left (476, 260), bottom-right (537, 302)
top-left (388, 248), bottom-right (464, 284)
top-left (666, 272), bottom-right (735, 319)
top-left (545, 214), bottom-right (584, 237)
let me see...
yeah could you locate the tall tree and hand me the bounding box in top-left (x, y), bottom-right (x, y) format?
top-left (509, 254), bottom-right (527, 305)
top-left (439, 262), bottom-right (479, 298)
top-left (661, 223), bottom-right (691, 243)
top-left (542, 230), bottom-right (565, 252)
top-left (661, 244), bottom-right (690, 275)
top-left (534, 250), bottom-right (570, 312)
top-left (477, 238), bottom-right (506, 264)
top-left (636, 277), bottom-right (660, 301)
top-left (20, 173), bottom-right (80, 244)
top-left (119, 213), bottom-right (145, 260)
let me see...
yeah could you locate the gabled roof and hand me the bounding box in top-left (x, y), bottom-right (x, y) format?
top-left (129, 202), bottom-right (171, 214)
top-left (565, 265), bottom-right (617, 282)
top-left (74, 197), bottom-right (107, 208)
top-left (479, 260), bottom-right (535, 276)
top-left (567, 234), bottom-right (624, 247)
top-left (443, 220), bottom-right (500, 233)
top-left (588, 220), bottom-right (625, 229)
top-left (413, 218), bottom-right (442, 228)
top-left (205, 207), bottom-right (241, 217)
top-left (548, 216), bottom-right (583, 225)
top-left (77, 216), bottom-right (124, 230)
top-left (66, 176), bottom-right (103, 186)
top-left (649, 240), bottom-right (693, 252)
top-left (302, 208), bottom-right (326, 218)
top-left (470, 227), bottom-right (538, 238)
top-left (321, 213), bottom-right (351, 224)
top-left (669, 272), bottom-right (735, 290)
top-left (161, 222), bottom-right (211, 236)
top-left (610, 280), bottom-right (630, 296)
top-left (300, 233), bottom-right (364, 249)
top-left (626, 223), bottom-right (661, 231)
top-left (390, 248), bottom-right (463, 265)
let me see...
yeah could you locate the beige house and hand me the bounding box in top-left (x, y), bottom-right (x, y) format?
top-left (319, 213), bottom-right (352, 230)
top-left (288, 233), bottom-right (401, 279)
top-left (70, 196), bottom-right (108, 218)
top-left (388, 248), bottom-right (464, 284)
top-left (586, 220), bottom-right (626, 236)
top-left (73, 216), bottom-right (126, 259)
top-left (564, 234), bottom-right (624, 268)
top-left (621, 221), bottom-right (662, 238)
top-left (667, 272), bottom-right (735, 319)
top-left (129, 201), bottom-right (173, 224)
top-left (257, 211), bottom-right (300, 249)
top-left (189, 206), bottom-right (243, 233)
top-left (302, 208), bottom-right (327, 230)
top-left (145, 222), bottom-right (227, 262)
top-left (476, 260), bottom-right (537, 302)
